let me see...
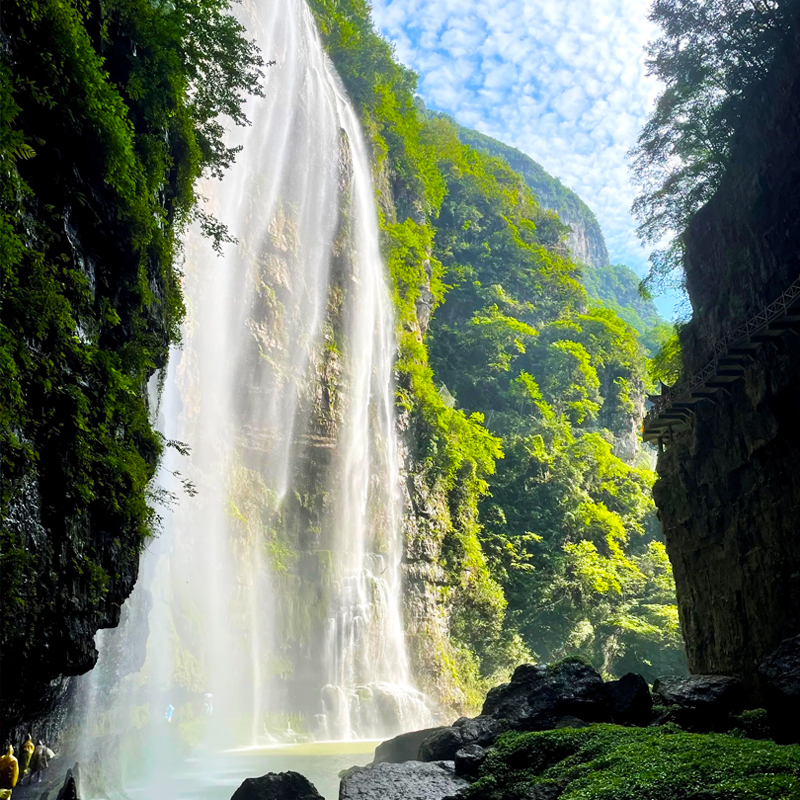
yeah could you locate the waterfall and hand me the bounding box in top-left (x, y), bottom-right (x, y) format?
top-left (67, 0), bottom-right (430, 775)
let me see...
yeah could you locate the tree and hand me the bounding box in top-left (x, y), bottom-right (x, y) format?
top-left (631, 0), bottom-right (792, 295)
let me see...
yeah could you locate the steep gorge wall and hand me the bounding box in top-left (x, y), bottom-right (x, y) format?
top-left (0, 0), bottom-right (259, 738)
top-left (654, 25), bottom-right (800, 695)
top-left (1, 45), bottom-right (168, 738)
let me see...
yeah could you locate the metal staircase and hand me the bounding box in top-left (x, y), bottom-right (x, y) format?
top-left (642, 274), bottom-right (800, 446)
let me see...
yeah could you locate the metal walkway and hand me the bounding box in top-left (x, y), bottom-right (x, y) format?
top-left (642, 274), bottom-right (800, 446)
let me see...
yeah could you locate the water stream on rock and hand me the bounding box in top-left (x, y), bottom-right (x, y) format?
top-left (66, 0), bottom-right (430, 793)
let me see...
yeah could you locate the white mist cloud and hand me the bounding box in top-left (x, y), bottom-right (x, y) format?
top-left (371, 0), bottom-right (664, 292)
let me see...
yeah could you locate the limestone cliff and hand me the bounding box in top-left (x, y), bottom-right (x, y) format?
top-left (653, 31), bottom-right (800, 697)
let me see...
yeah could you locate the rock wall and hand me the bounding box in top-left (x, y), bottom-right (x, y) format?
top-left (654, 24), bottom-right (800, 697)
top-left (0, 153), bottom-right (164, 739)
top-left (373, 158), bottom-right (497, 714)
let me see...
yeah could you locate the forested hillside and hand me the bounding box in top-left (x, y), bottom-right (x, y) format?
top-left (310, 0), bottom-right (686, 694)
top-left (582, 263), bottom-right (671, 354)
top-left (431, 112), bottom-right (670, 356)
top-left (449, 117), bottom-right (610, 271)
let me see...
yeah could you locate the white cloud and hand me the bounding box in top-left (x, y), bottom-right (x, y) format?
top-left (371, 0), bottom-right (663, 284)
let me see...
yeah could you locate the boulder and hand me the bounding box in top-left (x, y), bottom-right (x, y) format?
top-left (374, 728), bottom-right (447, 764)
top-left (481, 661), bottom-right (611, 731)
top-left (606, 673), bottom-right (652, 725)
top-left (758, 634), bottom-right (800, 742)
top-left (454, 744), bottom-right (486, 778)
top-left (418, 727), bottom-right (464, 762)
top-left (230, 772), bottom-right (323, 800)
top-left (418, 716), bottom-right (506, 761)
top-left (653, 675), bottom-right (744, 713)
top-left (55, 772), bottom-right (80, 800)
top-left (652, 675), bottom-right (745, 729)
top-left (458, 715), bottom-right (507, 744)
top-left (339, 761), bottom-right (468, 800)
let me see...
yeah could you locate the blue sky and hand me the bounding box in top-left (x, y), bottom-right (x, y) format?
top-left (371, 0), bottom-right (679, 318)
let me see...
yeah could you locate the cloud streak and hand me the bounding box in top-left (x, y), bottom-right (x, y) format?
top-left (371, 0), bottom-right (666, 304)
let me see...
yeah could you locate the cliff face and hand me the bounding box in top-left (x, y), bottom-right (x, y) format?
top-left (1, 95), bottom-right (163, 737)
top-left (0, 0), bottom-right (258, 737)
top-left (653, 31), bottom-right (800, 695)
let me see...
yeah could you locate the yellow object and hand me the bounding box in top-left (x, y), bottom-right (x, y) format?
top-left (19, 736), bottom-right (34, 775)
top-left (0, 745), bottom-right (18, 790)
top-left (0, 789), bottom-right (12, 799)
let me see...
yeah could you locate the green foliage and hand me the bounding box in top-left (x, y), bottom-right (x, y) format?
top-left (465, 725), bottom-right (800, 800)
top-left (0, 0), bottom-right (260, 662)
top-left (447, 112), bottom-right (609, 266)
top-left (648, 325), bottom-right (684, 386)
top-left (631, 0), bottom-right (794, 294)
top-left (582, 263), bottom-right (670, 354)
top-left (425, 118), bottom-right (683, 678)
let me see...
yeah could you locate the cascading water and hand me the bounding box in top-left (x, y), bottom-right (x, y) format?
top-left (67, 0), bottom-right (430, 788)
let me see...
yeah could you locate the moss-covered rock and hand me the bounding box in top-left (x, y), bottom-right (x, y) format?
top-left (465, 725), bottom-right (800, 800)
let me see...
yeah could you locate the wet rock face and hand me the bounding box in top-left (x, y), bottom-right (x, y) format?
top-left (230, 772), bottom-right (323, 800)
top-left (418, 727), bottom-right (466, 762)
top-left (339, 761), bottom-right (468, 800)
top-left (654, 340), bottom-right (800, 699)
top-left (2, 467), bottom-right (142, 737)
top-left (373, 727), bottom-right (448, 764)
top-left (418, 716), bottom-right (506, 762)
top-left (654, 34), bottom-right (800, 700)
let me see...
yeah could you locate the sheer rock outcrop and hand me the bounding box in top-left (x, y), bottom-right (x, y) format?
top-left (653, 28), bottom-right (800, 700)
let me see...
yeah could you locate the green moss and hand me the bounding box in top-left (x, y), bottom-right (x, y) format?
top-left (466, 725), bottom-right (800, 800)
top-left (728, 709), bottom-right (772, 741)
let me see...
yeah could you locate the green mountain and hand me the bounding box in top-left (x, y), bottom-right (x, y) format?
top-left (443, 115), bottom-right (610, 269)
top-left (433, 114), bottom-right (669, 353)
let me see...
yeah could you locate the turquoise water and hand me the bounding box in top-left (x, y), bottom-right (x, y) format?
top-left (123, 741), bottom-right (379, 800)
